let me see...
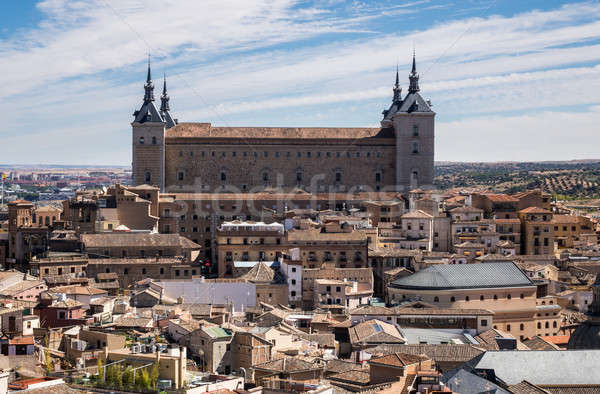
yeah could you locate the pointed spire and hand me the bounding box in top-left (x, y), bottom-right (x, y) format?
top-left (144, 54), bottom-right (155, 103)
top-left (146, 54), bottom-right (152, 83)
top-left (160, 73), bottom-right (170, 113)
top-left (408, 49), bottom-right (420, 93)
top-left (393, 63), bottom-right (402, 102)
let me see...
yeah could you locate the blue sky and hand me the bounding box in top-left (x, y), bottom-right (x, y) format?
top-left (1, 0), bottom-right (600, 165)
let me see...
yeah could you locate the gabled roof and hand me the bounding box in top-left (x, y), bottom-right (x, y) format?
top-left (253, 357), bottom-right (320, 373)
top-left (349, 319), bottom-right (404, 345)
top-left (370, 352), bottom-right (429, 368)
top-left (520, 206), bottom-right (552, 214)
top-left (401, 210), bottom-right (433, 219)
top-left (390, 262), bottom-right (534, 290)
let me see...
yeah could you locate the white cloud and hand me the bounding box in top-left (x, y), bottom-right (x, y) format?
top-left (437, 107), bottom-right (600, 162)
top-left (2, 1), bottom-right (600, 164)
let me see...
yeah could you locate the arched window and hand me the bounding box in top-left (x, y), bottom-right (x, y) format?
top-left (465, 296), bottom-right (470, 302)
top-left (450, 296), bottom-right (455, 302)
top-left (507, 294), bottom-right (512, 300)
top-left (433, 296), bottom-right (439, 303)
top-left (220, 171), bottom-right (227, 182)
top-left (506, 324), bottom-right (511, 332)
top-left (493, 295), bottom-right (498, 300)
top-left (139, 136), bottom-right (145, 144)
top-left (145, 171), bottom-right (151, 183)
top-left (480, 295), bottom-right (484, 301)
top-left (537, 322), bottom-right (541, 329)
top-left (545, 322), bottom-right (549, 328)
top-left (520, 323), bottom-right (524, 331)
top-left (520, 293), bottom-right (524, 299)
top-left (262, 171), bottom-right (269, 182)
top-left (553, 321), bottom-right (557, 328)
top-left (412, 142), bottom-right (419, 154)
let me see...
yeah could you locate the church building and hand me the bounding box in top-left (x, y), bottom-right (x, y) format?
top-left (131, 55), bottom-right (434, 193)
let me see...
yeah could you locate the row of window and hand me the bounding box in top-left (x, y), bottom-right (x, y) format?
top-left (429, 293), bottom-right (526, 302)
top-left (177, 150), bottom-right (386, 159)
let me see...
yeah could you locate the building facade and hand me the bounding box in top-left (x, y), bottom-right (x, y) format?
top-left (131, 56), bottom-right (434, 193)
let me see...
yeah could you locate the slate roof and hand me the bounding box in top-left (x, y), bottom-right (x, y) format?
top-left (469, 350), bottom-right (600, 385)
top-left (390, 262), bottom-right (534, 290)
top-left (443, 368), bottom-right (511, 394)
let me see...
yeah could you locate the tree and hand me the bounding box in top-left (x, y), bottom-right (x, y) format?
top-left (44, 334), bottom-right (52, 374)
top-left (150, 362), bottom-right (159, 389)
top-left (136, 368), bottom-right (151, 391)
top-left (97, 359), bottom-right (104, 384)
top-left (114, 365), bottom-right (123, 390)
top-left (123, 366), bottom-right (133, 389)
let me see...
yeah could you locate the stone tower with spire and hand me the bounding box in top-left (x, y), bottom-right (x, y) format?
top-left (131, 57), bottom-right (176, 191)
top-left (382, 52), bottom-right (435, 191)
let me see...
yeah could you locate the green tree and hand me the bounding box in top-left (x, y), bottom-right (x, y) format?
top-left (123, 366), bottom-right (133, 389)
top-left (44, 334), bottom-right (52, 374)
top-left (97, 359), bottom-right (104, 384)
top-left (150, 362), bottom-right (159, 389)
top-left (136, 368), bottom-right (151, 391)
top-left (114, 365), bottom-right (123, 390)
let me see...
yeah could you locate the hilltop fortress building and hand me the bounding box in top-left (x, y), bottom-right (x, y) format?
top-left (131, 55), bottom-right (434, 193)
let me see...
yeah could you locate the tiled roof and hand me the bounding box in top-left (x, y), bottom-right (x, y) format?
top-left (349, 319), bottom-right (404, 345)
top-left (253, 357), bottom-right (320, 372)
top-left (241, 262), bottom-right (275, 283)
top-left (287, 228), bottom-right (366, 242)
top-left (328, 368), bottom-right (371, 385)
top-left (508, 381), bottom-right (550, 393)
top-left (523, 336), bottom-right (560, 351)
top-left (50, 299), bottom-right (82, 308)
top-left (167, 122), bottom-right (388, 140)
top-left (473, 328), bottom-right (529, 350)
top-left (81, 233), bottom-right (200, 249)
top-left (370, 352), bottom-right (428, 367)
top-left (486, 194), bottom-right (519, 203)
top-left (520, 206), bottom-right (552, 214)
top-left (50, 285), bottom-right (107, 296)
top-left (390, 262), bottom-right (534, 290)
top-left (367, 344), bottom-right (484, 363)
top-left (449, 206), bottom-right (484, 213)
top-left (401, 210), bottom-right (433, 219)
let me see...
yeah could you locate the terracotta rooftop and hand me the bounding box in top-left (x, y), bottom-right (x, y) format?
top-left (520, 206), bottom-right (552, 214)
top-left (81, 233), bottom-right (200, 249)
top-left (370, 352), bottom-right (429, 368)
top-left (166, 122), bottom-right (388, 140)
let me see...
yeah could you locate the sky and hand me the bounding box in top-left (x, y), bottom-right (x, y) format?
top-left (1, 0), bottom-right (600, 165)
